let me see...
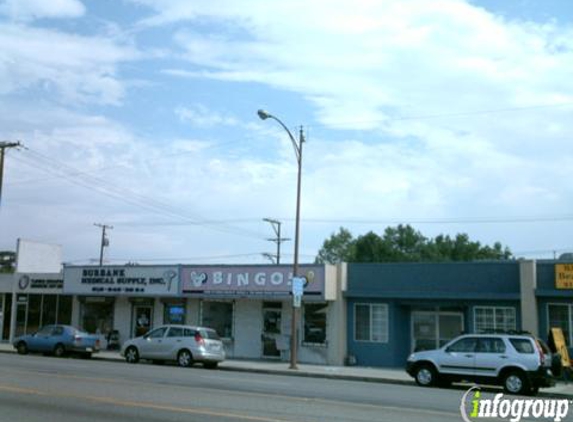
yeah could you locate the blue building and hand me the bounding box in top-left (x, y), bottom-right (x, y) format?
top-left (345, 260), bottom-right (573, 368)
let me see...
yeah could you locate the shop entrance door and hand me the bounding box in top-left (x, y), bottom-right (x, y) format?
top-left (262, 302), bottom-right (282, 358)
top-left (412, 311), bottom-right (463, 352)
top-left (133, 305), bottom-right (153, 338)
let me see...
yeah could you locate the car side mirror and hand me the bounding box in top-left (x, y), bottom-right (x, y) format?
top-left (445, 347), bottom-right (452, 353)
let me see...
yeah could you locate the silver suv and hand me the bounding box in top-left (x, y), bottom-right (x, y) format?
top-left (406, 333), bottom-right (555, 395)
top-left (121, 325), bottom-right (225, 368)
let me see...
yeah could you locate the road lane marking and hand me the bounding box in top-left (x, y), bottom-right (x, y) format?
top-left (0, 383), bottom-right (303, 422)
top-left (201, 374), bottom-right (291, 386)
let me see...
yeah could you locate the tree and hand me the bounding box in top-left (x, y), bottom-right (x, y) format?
top-left (0, 251), bottom-right (16, 273)
top-left (315, 225), bottom-right (513, 264)
top-left (315, 227), bottom-right (356, 264)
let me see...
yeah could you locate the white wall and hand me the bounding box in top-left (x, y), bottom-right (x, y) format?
top-left (233, 300), bottom-right (263, 358)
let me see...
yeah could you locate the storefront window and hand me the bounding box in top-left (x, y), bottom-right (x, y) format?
top-left (201, 301), bottom-right (233, 338)
top-left (81, 300), bottom-right (114, 335)
top-left (474, 307), bottom-right (516, 333)
top-left (27, 295), bottom-right (42, 334)
top-left (354, 303), bottom-right (388, 343)
top-left (303, 303), bottom-right (327, 345)
top-left (164, 303), bottom-right (186, 325)
top-left (57, 296), bottom-right (72, 325)
top-left (42, 295), bottom-right (57, 326)
top-left (548, 304), bottom-right (571, 345)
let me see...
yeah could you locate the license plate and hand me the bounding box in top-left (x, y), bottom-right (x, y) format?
top-left (86, 347), bottom-right (93, 352)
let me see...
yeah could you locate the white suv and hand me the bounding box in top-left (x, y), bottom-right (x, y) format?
top-left (406, 333), bottom-right (555, 395)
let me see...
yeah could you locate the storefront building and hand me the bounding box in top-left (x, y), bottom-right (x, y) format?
top-left (63, 265), bottom-right (181, 348)
top-left (345, 262), bottom-right (522, 368)
top-left (0, 272), bottom-right (72, 342)
top-left (535, 261), bottom-right (573, 349)
top-left (62, 264), bottom-right (346, 365)
top-left (0, 274), bottom-right (13, 341)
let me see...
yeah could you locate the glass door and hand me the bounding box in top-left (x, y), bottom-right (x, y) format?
top-left (412, 310), bottom-right (463, 352)
top-left (262, 302), bottom-right (282, 358)
top-left (133, 305), bottom-right (153, 338)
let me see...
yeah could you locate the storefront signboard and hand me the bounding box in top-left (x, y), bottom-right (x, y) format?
top-left (63, 266), bottom-right (179, 296)
top-left (15, 273), bottom-right (64, 294)
top-left (555, 264), bottom-right (573, 289)
top-left (180, 265), bottom-right (325, 299)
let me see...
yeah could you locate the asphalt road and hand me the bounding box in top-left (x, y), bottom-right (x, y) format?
top-left (0, 353), bottom-right (501, 422)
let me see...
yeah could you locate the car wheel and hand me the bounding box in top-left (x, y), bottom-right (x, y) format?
top-left (414, 364), bottom-right (437, 387)
top-left (204, 362), bottom-right (218, 369)
top-left (16, 342), bottom-right (28, 355)
top-left (503, 370), bottom-right (529, 395)
top-left (54, 343), bottom-right (66, 358)
top-left (177, 349), bottom-right (193, 368)
top-left (125, 346), bottom-right (139, 364)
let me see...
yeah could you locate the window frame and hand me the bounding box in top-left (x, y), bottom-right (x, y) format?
top-left (199, 300), bottom-right (235, 340)
top-left (547, 303), bottom-right (573, 346)
top-left (302, 303), bottom-right (328, 346)
top-left (473, 306), bottom-right (516, 333)
top-left (353, 303), bottom-right (389, 344)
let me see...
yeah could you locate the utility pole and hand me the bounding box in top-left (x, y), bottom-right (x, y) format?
top-left (263, 218), bottom-right (290, 265)
top-left (0, 141), bottom-right (21, 208)
top-left (94, 223), bottom-right (113, 266)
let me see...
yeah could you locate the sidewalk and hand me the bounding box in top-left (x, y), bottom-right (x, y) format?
top-left (1, 342), bottom-right (572, 398)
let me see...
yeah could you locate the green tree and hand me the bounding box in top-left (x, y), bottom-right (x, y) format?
top-left (315, 225), bottom-right (513, 264)
top-left (315, 227), bottom-right (356, 264)
top-left (0, 251), bottom-right (16, 273)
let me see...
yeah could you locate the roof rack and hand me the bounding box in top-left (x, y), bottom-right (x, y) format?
top-left (478, 329), bottom-right (531, 335)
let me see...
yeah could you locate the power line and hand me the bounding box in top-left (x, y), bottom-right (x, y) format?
top-left (10, 147), bottom-right (267, 240)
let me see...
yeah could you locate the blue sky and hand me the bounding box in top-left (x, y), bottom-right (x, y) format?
top-left (1, 0), bottom-right (572, 265)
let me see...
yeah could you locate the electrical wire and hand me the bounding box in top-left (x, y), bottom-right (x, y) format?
top-left (10, 148), bottom-right (267, 240)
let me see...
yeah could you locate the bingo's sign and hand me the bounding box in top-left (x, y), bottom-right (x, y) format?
top-left (180, 265), bottom-right (325, 298)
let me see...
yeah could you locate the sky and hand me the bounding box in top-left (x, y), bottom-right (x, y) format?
top-left (0, 0), bottom-right (572, 266)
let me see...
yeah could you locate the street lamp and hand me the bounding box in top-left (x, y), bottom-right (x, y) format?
top-left (257, 109), bottom-right (304, 370)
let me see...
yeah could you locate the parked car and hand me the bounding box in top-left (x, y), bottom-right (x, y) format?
top-left (121, 325), bottom-right (225, 368)
top-left (13, 324), bottom-right (101, 358)
top-left (405, 333), bottom-right (555, 395)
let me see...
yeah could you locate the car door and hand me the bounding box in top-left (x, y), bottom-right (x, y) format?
top-left (27, 325), bottom-right (55, 352)
top-left (162, 326), bottom-right (185, 360)
top-left (474, 337), bottom-right (508, 378)
top-left (47, 326), bottom-right (67, 350)
top-left (438, 336), bottom-right (478, 377)
top-left (138, 327), bottom-right (168, 359)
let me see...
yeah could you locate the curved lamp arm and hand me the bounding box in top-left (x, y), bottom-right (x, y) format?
top-left (257, 109), bottom-right (301, 163)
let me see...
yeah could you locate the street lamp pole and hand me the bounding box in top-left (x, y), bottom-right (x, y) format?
top-left (257, 109), bottom-right (304, 370)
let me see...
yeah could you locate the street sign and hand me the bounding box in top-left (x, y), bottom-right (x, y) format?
top-left (292, 276), bottom-right (305, 296)
top-left (293, 294), bottom-right (302, 308)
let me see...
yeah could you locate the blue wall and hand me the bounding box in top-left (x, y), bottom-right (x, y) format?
top-left (347, 262), bottom-right (520, 299)
top-left (346, 262), bottom-right (522, 367)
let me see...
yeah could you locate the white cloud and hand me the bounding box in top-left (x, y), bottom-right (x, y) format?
top-left (0, 23), bottom-right (139, 105)
top-left (175, 104), bottom-right (239, 128)
top-left (0, 0), bottom-right (85, 22)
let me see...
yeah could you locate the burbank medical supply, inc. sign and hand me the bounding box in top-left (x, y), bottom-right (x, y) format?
top-left (63, 266), bottom-right (179, 296)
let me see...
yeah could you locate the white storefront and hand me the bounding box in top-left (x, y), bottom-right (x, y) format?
top-left (62, 264), bottom-right (346, 365)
